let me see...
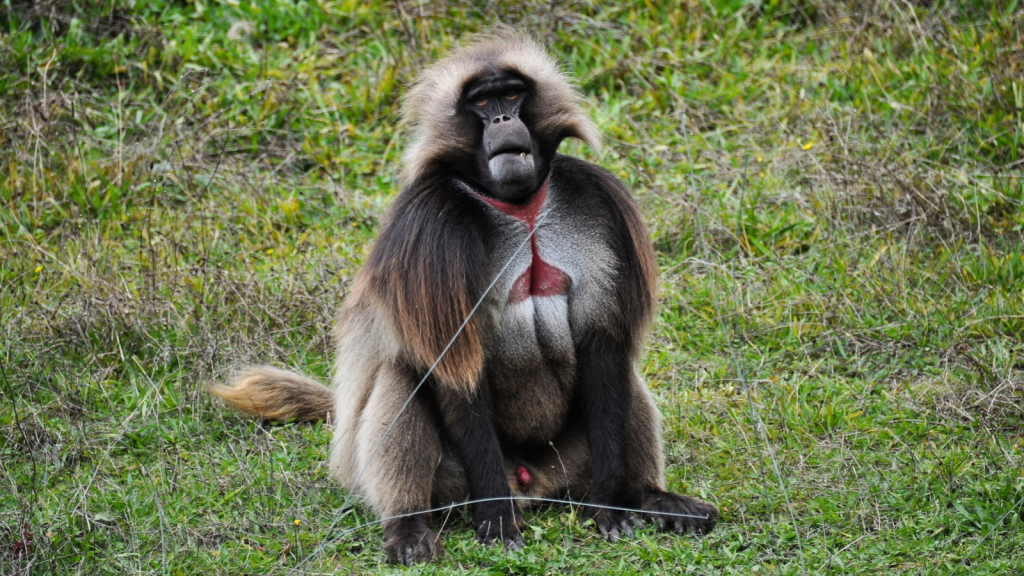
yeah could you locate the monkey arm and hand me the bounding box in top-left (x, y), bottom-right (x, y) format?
top-left (574, 331), bottom-right (638, 541)
top-left (434, 383), bottom-right (525, 548)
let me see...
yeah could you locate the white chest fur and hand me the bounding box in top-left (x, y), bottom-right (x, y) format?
top-left (471, 181), bottom-right (617, 443)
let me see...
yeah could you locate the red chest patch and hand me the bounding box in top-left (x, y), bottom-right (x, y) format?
top-left (472, 181), bottom-right (571, 303)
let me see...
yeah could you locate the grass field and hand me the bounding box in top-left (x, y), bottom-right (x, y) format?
top-left (2, 0), bottom-right (1023, 573)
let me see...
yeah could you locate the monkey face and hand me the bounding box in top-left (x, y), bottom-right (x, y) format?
top-left (462, 70), bottom-right (548, 203)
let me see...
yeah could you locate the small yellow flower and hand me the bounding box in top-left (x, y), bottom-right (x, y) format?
top-left (34, 266), bottom-right (42, 273)
top-left (802, 141), bottom-right (814, 150)
top-left (756, 155), bottom-right (763, 163)
top-left (294, 519), bottom-right (301, 526)
top-left (266, 248), bottom-right (273, 255)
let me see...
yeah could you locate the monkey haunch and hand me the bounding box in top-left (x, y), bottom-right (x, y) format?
top-left (209, 30), bottom-right (718, 565)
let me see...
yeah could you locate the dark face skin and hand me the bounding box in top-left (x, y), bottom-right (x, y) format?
top-left (462, 70), bottom-right (552, 203)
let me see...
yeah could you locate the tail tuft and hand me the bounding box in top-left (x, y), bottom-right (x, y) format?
top-left (208, 366), bottom-right (333, 422)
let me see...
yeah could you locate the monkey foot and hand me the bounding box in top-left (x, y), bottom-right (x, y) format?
top-left (382, 516), bottom-right (443, 565)
top-left (641, 490), bottom-right (719, 535)
top-left (583, 506), bottom-right (637, 542)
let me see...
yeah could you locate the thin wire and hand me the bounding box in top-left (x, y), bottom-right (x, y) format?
top-left (294, 199), bottom-right (550, 573)
top-left (299, 495), bottom-right (713, 571)
top-left (334, 495), bottom-right (713, 536)
top-left (679, 114), bottom-right (807, 574)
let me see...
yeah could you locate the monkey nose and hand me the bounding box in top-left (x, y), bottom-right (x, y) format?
top-left (492, 114), bottom-right (512, 124)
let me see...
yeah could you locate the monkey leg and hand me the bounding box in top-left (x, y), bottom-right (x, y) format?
top-left (623, 371), bottom-right (719, 535)
top-left (353, 364), bottom-right (444, 565)
top-left (429, 444), bottom-right (469, 508)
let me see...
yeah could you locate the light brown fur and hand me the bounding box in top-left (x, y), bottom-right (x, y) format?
top-left (208, 366), bottom-right (333, 422)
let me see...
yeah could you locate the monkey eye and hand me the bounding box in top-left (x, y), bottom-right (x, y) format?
top-left (505, 92), bottom-right (519, 100)
top-left (474, 98), bottom-right (489, 107)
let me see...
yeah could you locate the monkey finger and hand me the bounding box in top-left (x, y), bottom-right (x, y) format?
top-left (643, 510), bottom-right (667, 528)
top-left (674, 518), bottom-right (702, 535)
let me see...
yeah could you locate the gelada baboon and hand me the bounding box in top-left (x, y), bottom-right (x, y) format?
top-left (210, 29), bottom-right (718, 565)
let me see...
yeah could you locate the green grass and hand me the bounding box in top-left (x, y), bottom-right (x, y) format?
top-left (2, 0), bottom-right (1023, 573)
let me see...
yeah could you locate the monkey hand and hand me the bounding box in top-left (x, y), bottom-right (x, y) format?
top-left (641, 490), bottom-right (719, 535)
top-left (582, 505), bottom-right (637, 542)
top-left (473, 501), bottom-right (525, 550)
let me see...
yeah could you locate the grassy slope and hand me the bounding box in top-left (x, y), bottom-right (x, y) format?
top-left (2, 0), bottom-right (1023, 573)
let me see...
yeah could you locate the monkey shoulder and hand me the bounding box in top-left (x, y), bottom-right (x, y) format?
top-left (547, 154), bottom-right (655, 275)
top-left (549, 154), bottom-right (639, 217)
top-left (369, 178), bottom-right (490, 272)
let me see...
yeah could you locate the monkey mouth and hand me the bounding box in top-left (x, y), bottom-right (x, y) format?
top-left (488, 147), bottom-right (532, 161)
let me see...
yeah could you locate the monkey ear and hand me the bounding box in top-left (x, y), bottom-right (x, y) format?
top-left (532, 109), bottom-right (601, 155)
top-left (566, 117), bottom-right (602, 154)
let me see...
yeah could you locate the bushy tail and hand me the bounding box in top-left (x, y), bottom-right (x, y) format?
top-left (208, 366), bottom-right (333, 422)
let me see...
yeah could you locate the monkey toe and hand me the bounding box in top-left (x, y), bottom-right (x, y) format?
top-left (584, 507), bottom-right (636, 542)
top-left (382, 517), bottom-right (443, 565)
top-left (641, 490), bottom-right (719, 536)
